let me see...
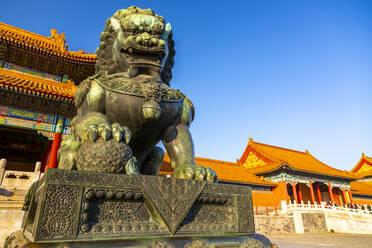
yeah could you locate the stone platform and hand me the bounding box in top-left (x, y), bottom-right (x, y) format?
top-left (6, 169), bottom-right (273, 247)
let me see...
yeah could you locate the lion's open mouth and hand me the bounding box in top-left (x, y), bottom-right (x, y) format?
top-left (121, 45), bottom-right (165, 67)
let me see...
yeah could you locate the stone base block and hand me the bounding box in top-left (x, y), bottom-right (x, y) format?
top-left (5, 169), bottom-right (274, 247)
top-left (6, 231), bottom-right (274, 247)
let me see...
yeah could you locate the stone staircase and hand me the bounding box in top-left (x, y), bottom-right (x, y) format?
top-left (0, 159), bottom-right (42, 247)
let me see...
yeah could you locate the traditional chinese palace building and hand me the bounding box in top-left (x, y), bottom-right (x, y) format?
top-left (161, 139), bottom-right (372, 208)
top-left (1, 22), bottom-right (372, 209)
top-left (237, 138), bottom-right (372, 206)
top-left (0, 22), bottom-right (96, 172)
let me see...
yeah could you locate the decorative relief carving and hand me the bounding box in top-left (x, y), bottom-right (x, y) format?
top-left (48, 169), bottom-right (138, 187)
top-left (242, 152), bottom-right (267, 169)
top-left (237, 195), bottom-right (255, 233)
top-left (179, 199), bottom-right (236, 233)
top-left (204, 183), bottom-right (251, 196)
top-left (96, 77), bottom-right (184, 102)
top-left (38, 184), bottom-right (79, 240)
top-left (22, 170), bottom-right (256, 243)
top-left (240, 238), bottom-right (264, 248)
top-left (144, 241), bottom-right (174, 248)
top-left (138, 176), bottom-right (206, 234)
top-left (184, 239), bottom-right (212, 248)
top-left (79, 188), bottom-right (157, 235)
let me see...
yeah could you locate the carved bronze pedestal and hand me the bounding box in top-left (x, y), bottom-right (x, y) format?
top-left (5, 169), bottom-right (273, 247)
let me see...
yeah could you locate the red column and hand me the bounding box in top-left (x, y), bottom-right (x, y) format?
top-left (328, 183), bottom-right (334, 204)
top-left (309, 181), bottom-right (316, 204)
top-left (47, 132), bottom-right (62, 169)
top-left (41, 141), bottom-right (52, 172)
top-left (348, 190), bottom-right (353, 204)
top-left (316, 183), bottom-right (322, 204)
top-left (297, 184), bottom-right (303, 203)
top-left (342, 188), bottom-right (349, 205)
top-left (291, 182), bottom-right (298, 203)
top-left (46, 117), bottom-right (65, 170)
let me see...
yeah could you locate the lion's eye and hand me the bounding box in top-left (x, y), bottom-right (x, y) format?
top-left (152, 24), bottom-right (164, 35)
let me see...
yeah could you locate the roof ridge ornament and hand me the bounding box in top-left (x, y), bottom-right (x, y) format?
top-left (50, 29), bottom-right (67, 52)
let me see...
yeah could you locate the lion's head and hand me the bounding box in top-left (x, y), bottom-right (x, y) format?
top-left (95, 6), bottom-right (175, 85)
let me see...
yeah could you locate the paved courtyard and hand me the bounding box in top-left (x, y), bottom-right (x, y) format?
top-left (267, 233), bottom-right (372, 248)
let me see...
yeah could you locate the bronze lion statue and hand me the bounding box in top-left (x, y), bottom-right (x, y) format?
top-left (57, 6), bottom-right (217, 182)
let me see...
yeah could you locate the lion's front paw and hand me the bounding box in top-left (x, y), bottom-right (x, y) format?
top-left (173, 164), bottom-right (217, 183)
top-left (84, 123), bottom-right (132, 144)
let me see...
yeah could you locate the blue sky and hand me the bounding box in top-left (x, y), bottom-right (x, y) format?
top-left (2, 0), bottom-right (371, 171)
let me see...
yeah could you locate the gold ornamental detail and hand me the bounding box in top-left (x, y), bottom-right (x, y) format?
top-left (242, 152), bottom-right (266, 169)
top-left (356, 162), bottom-right (372, 175)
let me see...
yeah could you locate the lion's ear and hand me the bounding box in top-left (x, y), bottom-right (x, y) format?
top-left (164, 23), bottom-right (172, 40)
top-left (110, 17), bottom-right (121, 33)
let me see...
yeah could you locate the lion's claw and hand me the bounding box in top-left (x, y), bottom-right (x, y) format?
top-left (122, 126), bottom-right (132, 144)
top-left (195, 166), bottom-right (207, 181)
top-left (84, 123), bottom-right (131, 143)
top-left (98, 123), bottom-right (112, 141)
top-left (112, 130), bottom-right (123, 142)
top-left (184, 166), bottom-right (196, 179)
top-left (125, 156), bottom-right (140, 174)
top-left (112, 123), bottom-right (132, 144)
top-left (87, 125), bottom-right (99, 142)
top-left (206, 168), bottom-right (217, 183)
top-left (174, 164), bottom-right (217, 183)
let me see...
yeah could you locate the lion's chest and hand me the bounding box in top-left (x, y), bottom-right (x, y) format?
top-left (104, 91), bottom-right (182, 135)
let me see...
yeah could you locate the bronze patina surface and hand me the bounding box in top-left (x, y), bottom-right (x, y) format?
top-left (5, 168), bottom-right (272, 247)
top-left (57, 6), bottom-right (217, 182)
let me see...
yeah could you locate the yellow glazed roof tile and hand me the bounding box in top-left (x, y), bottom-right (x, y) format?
top-left (350, 153), bottom-right (372, 178)
top-left (350, 181), bottom-right (372, 196)
top-left (0, 68), bottom-right (76, 100)
top-left (240, 138), bottom-right (358, 179)
top-left (0, 22), bottom-right (96, 63)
